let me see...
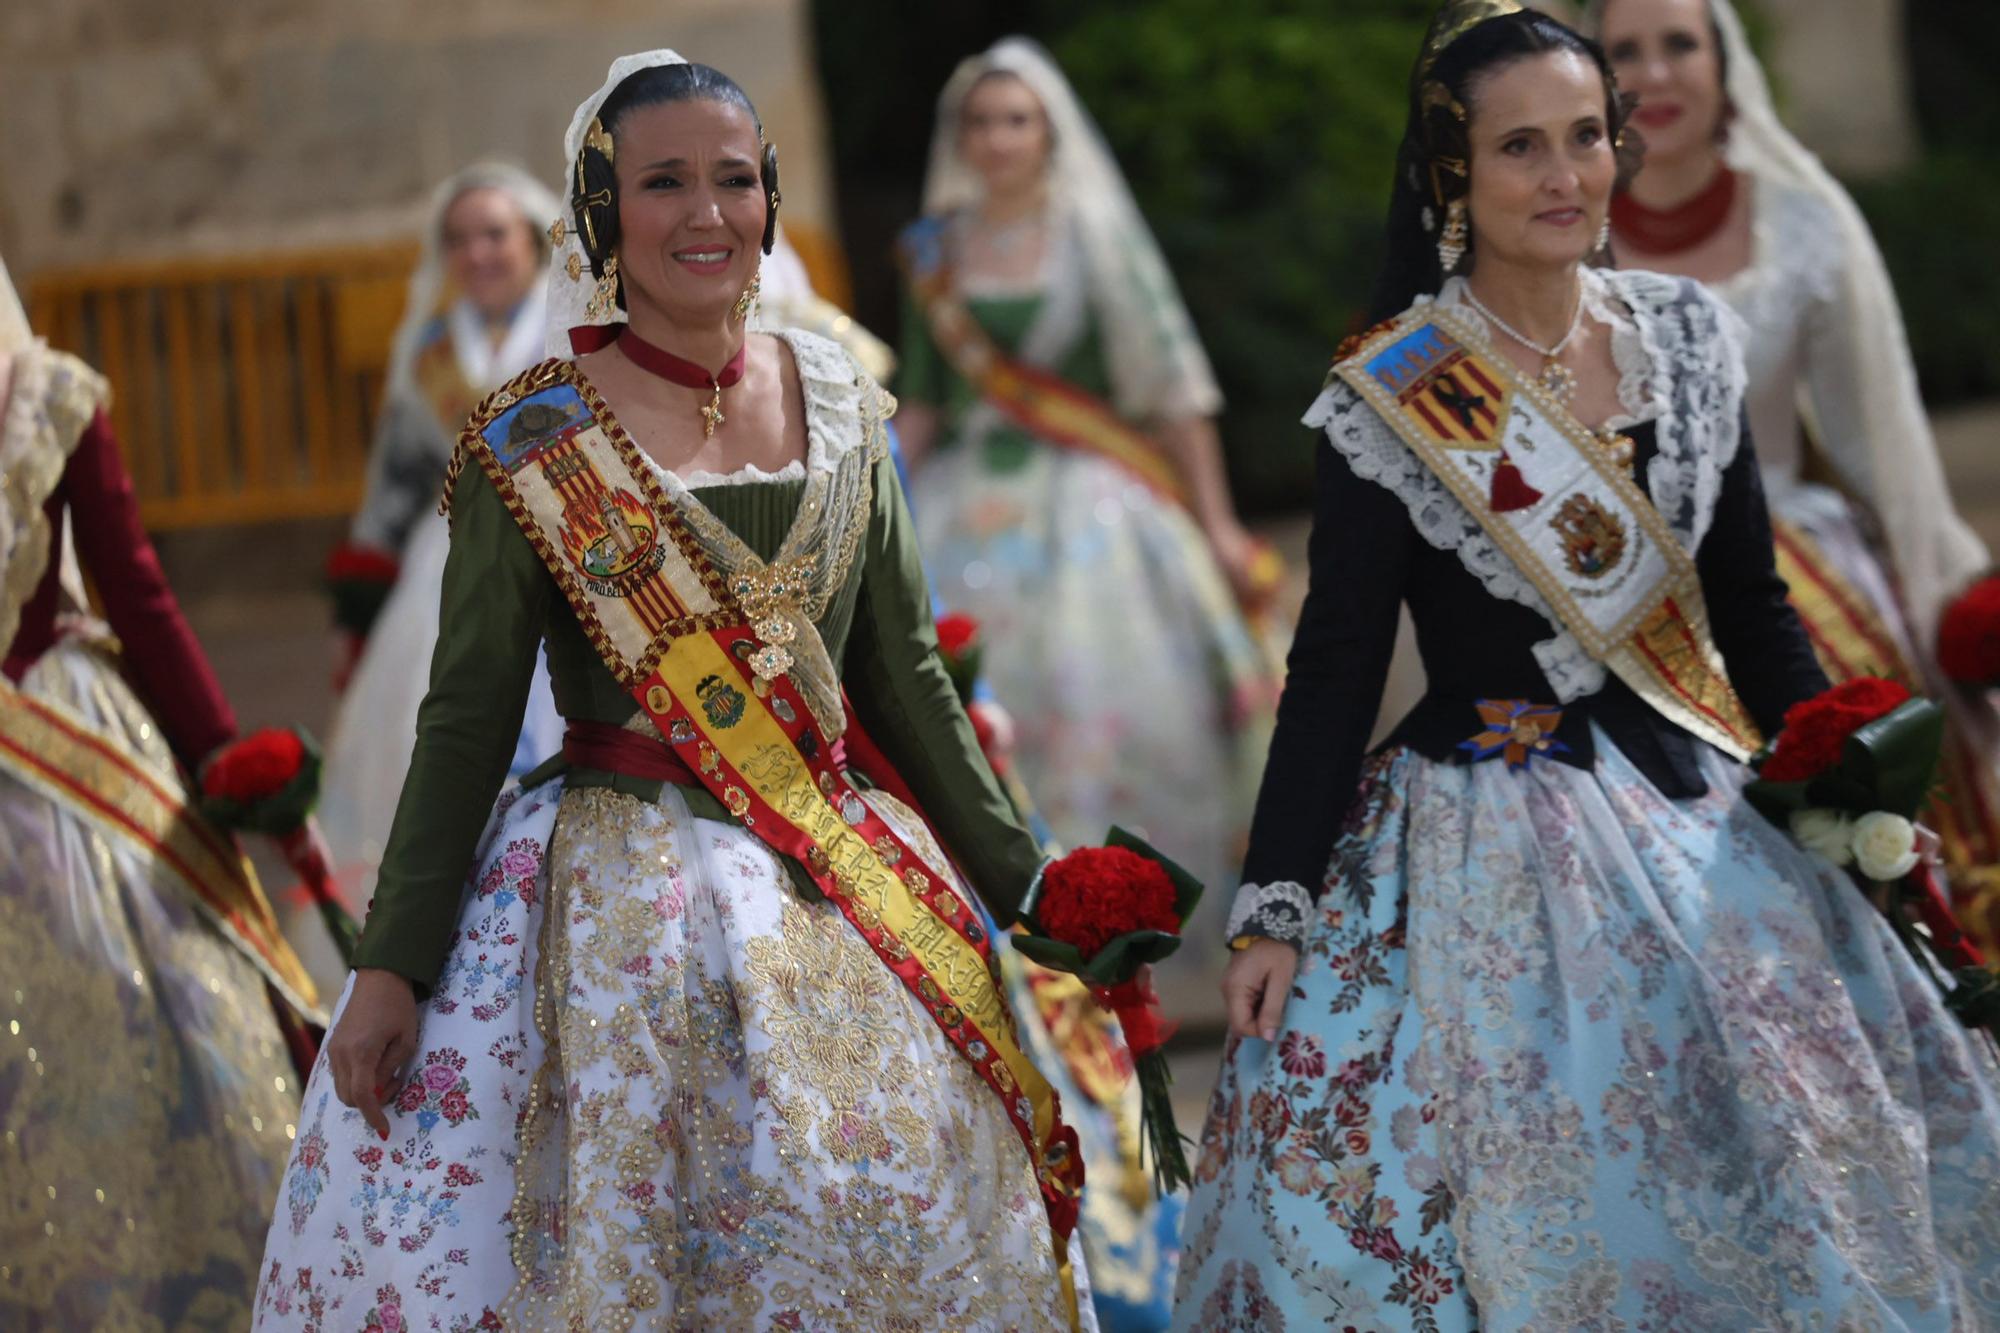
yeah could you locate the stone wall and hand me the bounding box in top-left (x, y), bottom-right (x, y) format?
top-left (0, 0), bottom-right (838, 275)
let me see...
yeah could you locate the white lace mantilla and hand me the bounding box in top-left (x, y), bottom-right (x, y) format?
top-left (637, 327), bottom-right (890, 736)
top-left (1308, 268), bottom-right (1749, 702)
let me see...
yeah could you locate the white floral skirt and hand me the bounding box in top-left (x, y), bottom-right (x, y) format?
top-left (0, 638), bottom-right (300, 1330)
top-left (254, 778), bottom-right (1092, 1331)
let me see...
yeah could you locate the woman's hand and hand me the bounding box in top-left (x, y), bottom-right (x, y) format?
top-left (1222, 937), bottom-right (1298, 1041)
top-left (1203, 518), bottom-right (1269, 609)
top-left (326, 968), bottom-right (419, 1140)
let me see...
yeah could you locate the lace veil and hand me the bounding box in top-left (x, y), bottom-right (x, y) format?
top-left (919, 37), bottom-right (1221, 422)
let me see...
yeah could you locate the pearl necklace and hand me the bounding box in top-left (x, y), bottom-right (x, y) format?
top-left (1462, 279), bottom-right (1584, 405)
top-left (1463, 278), bottom-right (1635, 467)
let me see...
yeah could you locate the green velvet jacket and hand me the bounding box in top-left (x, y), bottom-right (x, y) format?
top-left (352, 368), bottom-right (1044, 994)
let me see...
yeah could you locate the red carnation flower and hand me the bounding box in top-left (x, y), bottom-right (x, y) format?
top-left (935, 612), bottom-right (981, 661)
top-left (1761, 676), bottom-right (1912, 782)
top-left (1034, 845), bottom-right (1181, 960)
top-left (1938, 575), bottom-right (2000, 686)
top-left (202, 728), bottom-right (307, 804)
top-left (325, 543), bottom-right (401, 585)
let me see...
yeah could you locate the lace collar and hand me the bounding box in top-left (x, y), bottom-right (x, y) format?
top-left (1309, 269), bottom-right (1748, 701)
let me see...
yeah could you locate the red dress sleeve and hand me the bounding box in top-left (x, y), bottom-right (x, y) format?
top-left (64, 410), bottom-right (238, 763)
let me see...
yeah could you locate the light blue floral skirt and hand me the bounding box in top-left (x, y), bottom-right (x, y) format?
top-left (1173, 728), bottom-right (2000, 1331)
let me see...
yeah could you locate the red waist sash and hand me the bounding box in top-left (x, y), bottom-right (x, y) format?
top-left (564, 719), bottom-right (848, 785)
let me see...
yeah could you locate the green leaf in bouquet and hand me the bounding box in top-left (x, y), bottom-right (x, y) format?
top-left (1840, 699), bottom-right (1945, 821)
top-left (1741, 774), bottom-right (1812, 826)
top-left (1009, 934), bottom-right (1089, 975)
top-left (1011, 928), bottom-right (1184, 986)
top-left (1076, 929), bottom-right (1185, 986)
top-left (1106, 825), bottom-right (1206, 923)
top-left (1944, 965), bottom-right (2000, 1032)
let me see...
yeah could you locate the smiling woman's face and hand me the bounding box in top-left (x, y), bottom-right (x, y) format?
top-left (1464, 49), bottom-right (1619, 274)
top-left (1598, 0), bottom-right (1726, 164)
top-left (611, 97), bottom-right (767, 326)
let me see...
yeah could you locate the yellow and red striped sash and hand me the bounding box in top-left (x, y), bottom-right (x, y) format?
top-left (897, 231), bottom-right (1190, 509)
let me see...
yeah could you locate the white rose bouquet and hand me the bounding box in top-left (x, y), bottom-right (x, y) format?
top-left (1749, 678), bottom-right (1995, 1035)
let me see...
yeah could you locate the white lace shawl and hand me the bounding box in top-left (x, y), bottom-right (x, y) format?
top-left (1304, 267), bottom-right (1749, 702)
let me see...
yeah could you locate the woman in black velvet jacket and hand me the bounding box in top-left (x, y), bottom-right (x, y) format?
top-left (1169, 5), bottom-right (2000, 1329)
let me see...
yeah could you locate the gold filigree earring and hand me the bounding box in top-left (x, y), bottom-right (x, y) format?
top-left (732, 270), bottom-right (762, 324)
top-left (586, 255), bottom-right (621, 321)
top-left (1438, 199), bottom-right (1469, 273)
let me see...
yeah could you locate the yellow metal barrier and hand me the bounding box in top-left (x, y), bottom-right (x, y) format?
top-left (26, 244), bottom-right (418, 530)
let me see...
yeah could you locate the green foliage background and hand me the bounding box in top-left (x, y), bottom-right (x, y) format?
top-left (813, 1), bottom-right (1998, 515)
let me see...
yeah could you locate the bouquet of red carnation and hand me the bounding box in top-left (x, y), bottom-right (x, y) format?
top-left (1746, 677), bottom-right (1993, 1032)
top-left (935, 611), bottom-right (983, 705)
top-left (325, 542), bottom-right (401, 638)
top-left (200, 728), bottom-right (358, 966)
top-left (1938, 574), bottom-right (2000, 688)
top-left (1013, 828), bottom-right (1204, 1192)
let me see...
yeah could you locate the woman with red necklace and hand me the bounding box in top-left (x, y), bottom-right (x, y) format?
top-left (250, 51), bottom-right (1102, 1331)
top-left (1591, 0), bottom-right (2000, 950)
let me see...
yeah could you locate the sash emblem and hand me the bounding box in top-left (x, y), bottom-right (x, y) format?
top-left (1551, 494), bottom-right (1628, 579)
top-left (696, 674), bottom-right (747, 729)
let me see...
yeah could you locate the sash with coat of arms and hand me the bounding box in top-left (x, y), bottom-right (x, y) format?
top-left (1334, 305), bottom-right (1763, 761)
top-left (448, 358), bottom-right (1085, 1326)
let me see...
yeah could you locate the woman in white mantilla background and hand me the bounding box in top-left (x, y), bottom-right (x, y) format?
top-left (309, 163), bottom-right (566, 981)
top-left (894, 38), bottom-right (1277, 1008)
top-left (1589, 0), bottom-right (2000, 953)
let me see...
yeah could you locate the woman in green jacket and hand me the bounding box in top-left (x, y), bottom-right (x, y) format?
top-left (252, 51), bottom-right (1097, 1333)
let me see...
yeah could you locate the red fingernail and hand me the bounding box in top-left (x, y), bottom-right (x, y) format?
top-left (378, 1127), bottom-right (389, 1141)
top-left (374, 1084), bottom-right (386, 1098)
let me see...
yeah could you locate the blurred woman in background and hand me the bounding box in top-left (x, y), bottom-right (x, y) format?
top-left (1590, 0), bottom-right (2000, 950)
top-left (0, 253), bottom-right (319, 1330)
top-left (310, 163), bottom-right (565, 980)
top-left (895, 38), bottom-right (1276, 1006)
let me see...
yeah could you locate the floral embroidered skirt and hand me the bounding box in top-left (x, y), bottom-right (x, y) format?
top-left (1173, 727), bottom-right (2000, 1332)
top-left (0, 638), bottom-right (301, 1330)
top-left (915, 444), bottom-right (1271, 1021)
top-left (253, 778), bottom-right (1091, 1332)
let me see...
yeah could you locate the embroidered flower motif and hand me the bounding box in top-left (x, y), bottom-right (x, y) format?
top-left (1279, 1030), bottom-right (1327, 1079)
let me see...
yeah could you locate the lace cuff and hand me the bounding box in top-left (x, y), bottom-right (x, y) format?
top-left (1224, 881), bottom-right (1313, 948)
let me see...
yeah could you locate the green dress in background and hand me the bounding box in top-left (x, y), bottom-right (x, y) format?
top-left (898, 278), bottom-right (1270, 1022)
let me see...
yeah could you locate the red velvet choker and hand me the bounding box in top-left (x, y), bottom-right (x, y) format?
top-left (617, 327), bottom-right (748, 438)
top-left (1610, 167), bottom-right (1740, 255)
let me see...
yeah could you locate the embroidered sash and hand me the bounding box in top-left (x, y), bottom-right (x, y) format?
top-left (1336, 307), bottom-right (1762, 761)
top-left (0, 679), bottom-right (322, 1019)
top-left (457, 360), bottom-right (1084, 1313)
top-left (898, 220), bottom-right (1189, 508)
